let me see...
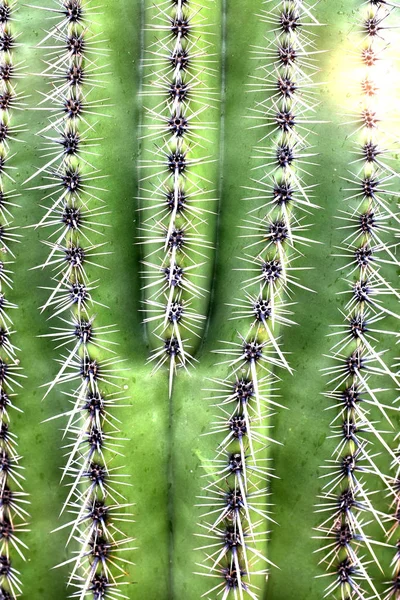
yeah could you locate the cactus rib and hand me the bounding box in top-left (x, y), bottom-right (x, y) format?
top-left (139, 0), bottom-right (218, 397)
top-left (0, 2), bottom-right (30, 598)
top-left (316, 1), bottom-right (400, 598)
top-left (25, 1), bottom-right (134, 597)
top-left (197, 0), bottom-right (323, 597)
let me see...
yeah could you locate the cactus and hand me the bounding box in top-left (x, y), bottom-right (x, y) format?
top-left (315, 2), bottom-right (400, 599)
top-left (0, 0), bottom-right (395, 599)
top-left (0, 2), bottom-right (29, 599)
top-left (24, 1), bottom-right (137, 598)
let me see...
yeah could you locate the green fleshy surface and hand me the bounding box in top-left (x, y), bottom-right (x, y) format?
top-left (5, 0), bottom-right (400, 599)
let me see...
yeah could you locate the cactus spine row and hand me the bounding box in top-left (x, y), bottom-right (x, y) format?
top-left (197, 1), bottom-right (323, 597)
top-left (0, 2), bottom-right (29, 598)
top-left (26, 1), bottom-right (134, 597)
top-left (140, 0), bottom-right (217, 396)
top-left (316, 1), bottom-right (400, 598)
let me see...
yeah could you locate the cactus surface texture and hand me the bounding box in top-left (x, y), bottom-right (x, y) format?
top-left (0, 0), bottom-right (397, 599)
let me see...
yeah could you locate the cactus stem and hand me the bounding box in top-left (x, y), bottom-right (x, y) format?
top-left (27, 1), bottom-right (134, 595)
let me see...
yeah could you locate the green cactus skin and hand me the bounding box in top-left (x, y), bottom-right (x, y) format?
top-left (24, 1), bottom-right (138, 598)
top-left (0, 2), bottom-right (29, 599)
top-left (314, 2), bottom-right (400, 599)
top-left (139, 0), bottom-right (222, 398)
top-left (195, 1), bottom-right (325, 597)
top-left (0, 0), bottom-right (397, 599)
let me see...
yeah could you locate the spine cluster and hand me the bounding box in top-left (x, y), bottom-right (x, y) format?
top-left (140, 0), bottom-right (214, 396)
top-left (0, 2), bottom-right (28, 598)
top-left (197, 1), bottom-right (321, 597)
top-left (317, 1), bottom-right (400, 598)
top-left (27, 1), bottom-right (134, 597)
